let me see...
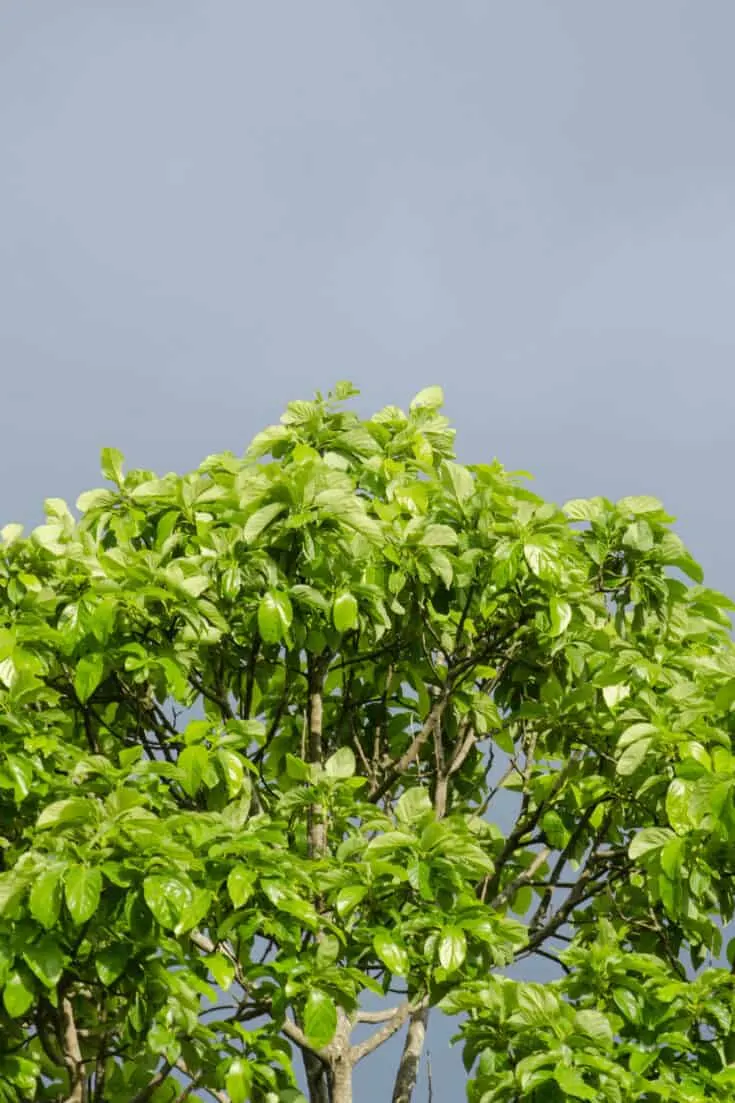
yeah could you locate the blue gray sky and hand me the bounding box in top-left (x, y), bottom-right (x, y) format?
top-left (2, 2), bottom-right (735, 1099)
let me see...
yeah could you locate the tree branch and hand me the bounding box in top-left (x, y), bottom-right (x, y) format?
top-left (351, 1000), bottom-right (423, 1064)
top-left (59, 997), bottom-right (87, 1103)
top-left (391, 1006), bottom-right (429, 1103)
top-left (370, 694), bottom-right (448, 803)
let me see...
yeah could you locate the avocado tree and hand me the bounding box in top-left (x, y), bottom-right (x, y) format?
top-left (2, 383), bottom-right (735, 1103)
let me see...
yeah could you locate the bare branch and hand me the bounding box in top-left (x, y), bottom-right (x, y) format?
top-left (59, 997), bottom-right (87, 1103)
top-left (351, 1000), bottom-right (421, 1064)
top-left (370, 695), bottom-right (448, 803)
top-left (354, 1005), bottom-right (404, 1024)
top-left (490, 846), bottom-right (551, 910)
top-left (391, 1007), bottom-right (429, 1103)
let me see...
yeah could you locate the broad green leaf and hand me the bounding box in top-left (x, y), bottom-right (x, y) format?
top-left (602, 683), bottom-right (630, 709)
top-left (622, 520), bottom-right (654, 552)
top-left (4, 757), bottom-right (32, 804)
top-left (23, 936), bottom-right (64, 988)
top-left (617, 495), bottom-right (664, 516)
top-left (29, 868), bottom-right (64, 929)
top-left (548, 596), bottom-right (571, 637)
top-left (332, 592), bottom-right (359, 632)
top-left (666, 778), bottom-right (691, 834)
top-left (562, 497), bottom-right (607, 521)
top-left (523, 542), bottom-right (557, 580)
top-left (143, 875), bottom-right (193, 929)
top-left (258, 590), bottom-right (293, 644)
top-left (3, 969), bottom-right (34, 1018)
top-left (243, 502), bottom-right (286, 543)
top-left (1, 522), bottom-right (24, 544)
top-left (217, 748), bottom-right (245, 797)
top-left (226, 1058), bottom-right (252, 1103)
top-left (553, 1067), bottom-right (596, 1100)
top-left (303, 989), bottom-right (338, 1047)
top-left (178, 745), bottom-right (209, 798)
top-left (373, 930), bottom-right (409, 975)
top-left (438, 926), bottom-right (467, 972)
top-left (574, 1009), bottom-right (613, 1044)
top-left (227, 867), bottom-right (257, 909)
top-left (37, 798), bottom-right (97, 831)
top-left (421, 524), bottom-right (458, 547)
top-left (64, 865), bottom-right (102, 924)
top-left (207, 952), bottom-right (235, 991)
top-left (335, 884), bottom-right (368, 919)
top-left (612, 987), bottom-right (640, 1023)
top-left (616, 737), bottom-right (652, 776)
top-left (629, 827), bottom-right (674, 861)
top-left (396, 787), bottom-right (433, 825)
top-left (324, 747), bottom-right (356, 779)
top-left (100, 446), bottom-right (125, 485)
top-left (315, 934), bottom-right (340, 969)
top-left (443, 460), bottom-right (475, 503)
top-left (95, 945), bottom-right (130, 986)
top-left (410, 385), bottom-right (444, 411)
top-left (74, 653), bottom-right (105, 703)
top-left (541, 811), bottom-right (569, 849)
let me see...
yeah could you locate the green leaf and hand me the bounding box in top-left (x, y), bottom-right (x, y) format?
top-left (574, 1009), bottom-right (613, 1044)
top-left (37, 798), bottom-right (97, 832)
top-left (207, 952), bottom-right (235, 991)
top-left (178, 745), bottom-right (209, 798)
top-left (227, 867), bottom-right (257, 909)
top-left (396, 787), bottom-right (433, 826)
top-left (617, 495), bottom-right (664, 516)
top-left (553, 1067), bottom-right (596, 1100)
top-left (101, 446), bottom-right (125, 485)
top-left (332, 592), bottom-right (359, 633)
top-left (438, 926), bottom-right (466, 972)
top-left (324, 747), bottom-right (356, 779)
top-left (410, 385), bottom-right (444, 411)
top-left (373, 930), bottom-right (410, 976)
top-left (95, 945), bottom-right (130, 986)
top-left (548, 596), bottom-right (571, 637)
top-left (616, 737), bottom-right (652, 776)
top-left (3, 969), bottom-right (34, 1018)
top-left (562, 497), bottom-right (606, 521)
top-left (541, 810), bottom-right (569, 849)
top-left (666, 778), bottom-right (691, 834)
top-left (443, 461), bottom-right (475, 503)
top-left (143, 875), bottom-right (194, 929)
top-left (258, 590), bottom-right (293, 644)
top-left (523, 542), bottom-right (557, 580)
top-left (602, 683), bottom-right (630, 709)
top-left (622, 520), bottom-right (654, 552)
top-left (217, 748), bottom-right (245, 797)
top-left (23, 936), bottom-right (64, 988)
top-left (335, 884), bottom-right (368, 919)
top-left (74, 653), bottom-right (105, 702)
top-left (29, 868), bottom-right (64, 930)
top-left (64, 865), bottom-right (102, 924)
top-left (243, 501), bottom-right (287, 543)
top-left (303, 989), bottom-right (338, 1047)
top-left (421, 524), bottom-right (458, 547)
top-left (612, 986), bottom-right (640, 1023)
top-left (629, 827), bottom-right (674, 861)
top-left (225, 1058), bottom-right (252, 1103)
top-left (315, 934), bottom-right (340, 969)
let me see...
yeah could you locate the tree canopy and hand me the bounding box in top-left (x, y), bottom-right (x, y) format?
top-left (2, 383), bottom-right (735, 1103)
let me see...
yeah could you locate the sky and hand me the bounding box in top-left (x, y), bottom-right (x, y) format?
top-left (2, 2), bottom-right (735, 1099)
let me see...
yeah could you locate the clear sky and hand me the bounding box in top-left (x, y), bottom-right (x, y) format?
top-left (2, 3), bottom-right (735, 1099)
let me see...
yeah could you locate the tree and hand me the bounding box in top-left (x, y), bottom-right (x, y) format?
top-left (1, 383), bottom-right (735, 1103)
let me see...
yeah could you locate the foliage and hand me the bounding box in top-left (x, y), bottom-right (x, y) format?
top-left (1, 382), bottom-right (735, 1102)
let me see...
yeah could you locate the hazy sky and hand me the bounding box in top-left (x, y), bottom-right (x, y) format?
top-left (2, 3), bottom-right (735, 1099)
